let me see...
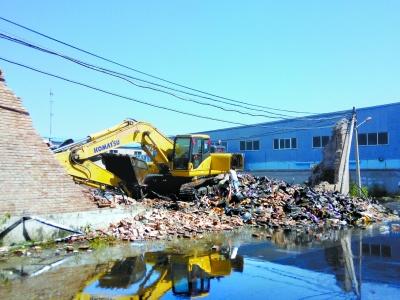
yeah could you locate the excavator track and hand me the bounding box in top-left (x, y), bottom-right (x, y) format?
top-left (178, 177), bottom-right (221, 200)
top-left (101, 154), bottom-right (229, 201)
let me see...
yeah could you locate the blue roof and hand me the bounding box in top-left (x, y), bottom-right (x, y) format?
top-left (197, 102), bottom-right (400, 134)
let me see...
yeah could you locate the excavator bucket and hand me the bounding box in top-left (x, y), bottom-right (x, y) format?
top-left (101, 153), bottom-right (148, 198)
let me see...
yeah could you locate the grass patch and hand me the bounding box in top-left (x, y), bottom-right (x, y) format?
top-left (89, 236), bottom-right (117, 250)
top-left (350, 182), bottom-right (369, 198)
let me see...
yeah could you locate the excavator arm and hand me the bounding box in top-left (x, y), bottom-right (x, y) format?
top-left (54, 118), bottom-right (243, 199)
top-left (67, 119), bottom-right (173, 165)
top-left (54, 119), bottom-right (174, 197)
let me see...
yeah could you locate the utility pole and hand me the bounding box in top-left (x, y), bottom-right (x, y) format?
top-left (339, 107), bottom-right (356, 194)
top-left (354, 115), bottom-right (372, 197)
top-left (49, 89), bottom-right (54, 142)
top-left (354, 116), bottom-right (362, 197)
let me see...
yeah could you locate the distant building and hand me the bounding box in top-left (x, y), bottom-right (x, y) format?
top-left (108, 145), bottom-right (151, 162)
top-left (200, 103), bottom-right (400, 194)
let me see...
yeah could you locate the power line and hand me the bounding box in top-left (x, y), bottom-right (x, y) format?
top-left (209, 117), bottom-right (350, 141)
top-left (0, 15), bottom-right (319, 115)
top-left (0, 56), bottom-right (346, 133)
top-left (0, 33), bottom-right (284, 119)
top-left (0, 32), bottom-right (344, 122)
top-left (0, 32), bottom-right (291, 119)
top-left (0, 56), bottom-right (246, 126)
top-left (216, 123), bottom-right (341, 142)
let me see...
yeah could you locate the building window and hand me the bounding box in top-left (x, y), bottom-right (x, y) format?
top-left (273, 138), bottom-right (297, 150)
top-left (358, 134), bottom-right (367, 145)
top-left (378, 132), bottom-right (388, 145)
top-left (322, 136), bottom-right (329, 146)
top-left (368, 133), bottom-right (377, 145)
top-left (273, 139), bottom-right (279, 150)
top-left (312, 135), bottom-right (330, 148)
top-left (246, 140), bottom-right (253, 150)
top-left (279, 139), bottom-right (284, 149)
top-left (239, 140), bottom-right (260, 151)
top-left (253, 140), bottom-right (260, 150)
top-left (358, 132), bottom-right (388, 146)
top-left (362, 243), bottom-right (392, 258)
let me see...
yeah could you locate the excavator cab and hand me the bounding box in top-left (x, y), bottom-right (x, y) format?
top-left (172, 135), bottom-right (210, 170)
top-left (171, 261), bottom-right (210, 297)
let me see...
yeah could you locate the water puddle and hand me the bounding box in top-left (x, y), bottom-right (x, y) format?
top-left (1, 221), bottom-right (399, 299)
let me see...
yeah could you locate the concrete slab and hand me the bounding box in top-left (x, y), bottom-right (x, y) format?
top-left (0, 205), bottom-right (147, 245)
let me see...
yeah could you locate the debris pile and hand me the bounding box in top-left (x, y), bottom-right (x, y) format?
top-left (82, 188), bottom-right (136, 208)
top-left (196, 173), bottom-right (391, 229)
top-left (90, 173), bottom-right (396, 242)
top-left (98, 207), bottom-right (243, 241)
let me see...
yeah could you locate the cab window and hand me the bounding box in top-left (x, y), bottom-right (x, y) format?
top-left (192, 138), bottom-right (202, 169)
top-left (204, 139), bottom-right (210, 154)
top-left (173, 137), bottom-right (191, 170)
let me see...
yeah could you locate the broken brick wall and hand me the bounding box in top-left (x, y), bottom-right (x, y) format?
top-left (309, 118), bottom-right (350, 189)
top-left (0, 69), bottom-right (96, 215)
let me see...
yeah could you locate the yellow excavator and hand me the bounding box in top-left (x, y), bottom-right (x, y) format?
top-left (53, 119), bottom-right (243, 199)
top-left (74, 249), bottom-right (243, 299)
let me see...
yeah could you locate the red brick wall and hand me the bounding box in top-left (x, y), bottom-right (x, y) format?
top-left (0, 71), bottom-right (96, 215)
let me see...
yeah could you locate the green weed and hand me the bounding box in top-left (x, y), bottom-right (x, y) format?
top-left (350, 182), bottom-right (369, 198)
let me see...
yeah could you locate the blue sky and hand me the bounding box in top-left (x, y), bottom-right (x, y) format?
top-left (1, 1), bottom-right (399, 140)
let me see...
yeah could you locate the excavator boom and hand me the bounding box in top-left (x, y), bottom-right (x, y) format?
top-left (54, 119), bottom-right (243, 199)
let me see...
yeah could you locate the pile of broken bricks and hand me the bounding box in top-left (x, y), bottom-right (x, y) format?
top-left (81, 173), bottom-right (397, 242)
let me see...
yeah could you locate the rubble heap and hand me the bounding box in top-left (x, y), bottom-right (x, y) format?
top-left (82, 188), bottom-right (136, 208)
top-left (198, 173), bottom-right (389, 228)
top-left (91, 173), bottom-right (395, 242)
top-left (96, 206), bottom-right (243, 241)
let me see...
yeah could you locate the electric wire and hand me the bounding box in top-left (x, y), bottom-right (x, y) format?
top-left (215, 117), bottom-right (350, 142)
top-left (0, 32), bottom-right (346, 121)
top-left (0, 16), bottom-right (319, 114)
top-left (0, 32), bottom-right (292, 119)
top-left (0, 33), bottom-right (286, 119)
top-left (0, 56), bottom-right (246, 126)
top-left (247, 118), bottom-right (348, 131)
top-left (0, 56), bottom-right (347, 132)
top-left (219, 127), bottom-right (331, 142)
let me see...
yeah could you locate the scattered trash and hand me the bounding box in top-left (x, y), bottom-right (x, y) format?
top-left (0, 246), bottom-right (9, 253)
top-left (72, 173), bottom-right (396, 242)
top-left (391, 223), bottom-right (400, 232)
top-left (379, 225), bottom-right (390, 232)
top-left (78, 245), bottom-right (90, 251)
top-left (379, 224), bottom-right (390, 234)
top-left (82, 187), bottom-right (137, 208)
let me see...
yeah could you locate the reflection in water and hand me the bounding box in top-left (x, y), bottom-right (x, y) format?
top-left (75, 248), bottom-right (243, 299)
top-left (324, 235), bottom-right (359, 295)
top-left (238, 224), bottom-right (400, 299)
top-left (2, 223), bottom-right (399, 299)
top-left (73, 226), bottom-right (400, 299)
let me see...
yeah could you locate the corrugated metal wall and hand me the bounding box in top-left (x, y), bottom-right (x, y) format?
top-left (200, 103), bottom-right (400, 193)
